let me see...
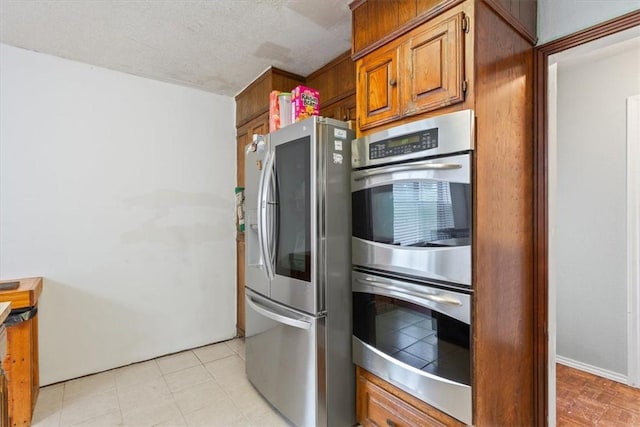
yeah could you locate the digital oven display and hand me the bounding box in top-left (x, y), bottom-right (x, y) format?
top-left (369, 128), bottom-right (439, 160)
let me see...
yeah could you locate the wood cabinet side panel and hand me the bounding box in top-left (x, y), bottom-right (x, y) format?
top-left (472, 1), bottom-right (534, 425)
top-left (3, 320), bottom-right (36, 426)
top-left (236, 241), bottom-right (245, 336)
top-left (271, 71), bottom-right (306, 95)
top-left (368, 0), bottom-right (402, 45)
top-left (335, 53), bottom-right (357, 100)
top-left (482, 0), bottom-right (537, 43)
top-left (352, 1), bottom-right (370, 54)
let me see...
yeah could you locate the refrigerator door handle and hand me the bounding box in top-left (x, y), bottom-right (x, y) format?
top-left (258, 150), bottom-right (275, 279)
top-left (245, 294), bottom-right (312, 330)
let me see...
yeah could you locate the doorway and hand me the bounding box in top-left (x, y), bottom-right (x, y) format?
top-left (534, 10), bottom-right (640, 426)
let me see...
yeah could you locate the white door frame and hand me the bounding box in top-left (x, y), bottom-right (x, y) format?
top-left (547, 62), bottom-right (558, 426)
top-left (627, 94), bottom-right (640, 388)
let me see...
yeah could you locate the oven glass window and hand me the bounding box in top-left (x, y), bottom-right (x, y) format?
top-left (352, 181), bottom-right (471, 247)
top-left (353, 292), bottom-right (470, 386)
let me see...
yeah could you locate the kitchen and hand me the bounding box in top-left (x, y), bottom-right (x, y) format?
top-left (1, 1), bottom-right (639, 426)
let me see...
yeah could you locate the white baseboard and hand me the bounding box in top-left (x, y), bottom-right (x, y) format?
top-left (556, 355), bottom-right (628, 385)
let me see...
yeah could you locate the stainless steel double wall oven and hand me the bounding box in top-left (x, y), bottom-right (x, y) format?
top-left (351, 110), bottom-right (474, 425)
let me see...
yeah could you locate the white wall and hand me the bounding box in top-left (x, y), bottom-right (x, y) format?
top-left (554, 37), bottom-right (640, 376)
top-left (538, 0), bottom-right (639, 44)
top-left (0, 44), bottom-right (237, 385)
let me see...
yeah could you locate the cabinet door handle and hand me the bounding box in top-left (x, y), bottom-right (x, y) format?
top-left (389, 78), bottom-right (397, 87)
top-left (386, 419), bottom-right (397, 427)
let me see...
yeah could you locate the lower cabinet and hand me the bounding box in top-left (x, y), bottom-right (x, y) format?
top-left (356, 367), bottom-right (465, 427)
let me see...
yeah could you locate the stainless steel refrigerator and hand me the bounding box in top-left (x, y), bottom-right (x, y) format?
top-left (244, 117), bottom-right (355, 427)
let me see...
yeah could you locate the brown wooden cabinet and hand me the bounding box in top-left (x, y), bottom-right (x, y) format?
top-left (401, 11), bottom-right (466, 116)
top-left (0, 278), bottom-right (42, 427)
top-left (352, 0), bottom-right (537, 425)
top-left (357, 367), bottom-right (465, 427)
top-left (351, 0), bottom-right (535, 58)
top-left (306, 51), bottom-right (356, 124)
top-left (356, 45), bottom-right (400, 129)
top-left (321, 95), bottom-right (357, 122)
top-left (236, 68), bottom-right (305, 128)
top-left (357, 5), bottom-right (469, 130)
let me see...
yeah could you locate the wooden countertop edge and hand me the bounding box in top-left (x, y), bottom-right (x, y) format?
top-left (0, 276), bottom-right (44, 308)
top-left (0, 302), bottom-right (10, 324)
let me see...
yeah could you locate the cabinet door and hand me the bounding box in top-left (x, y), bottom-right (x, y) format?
top-left (401, 12), bottom-right (466, 116)
top-left (357, 46), bottom-right (400, 130)
top-left (356, 367), bottom-right (466, 427)
top-left (357, 373), bottom-right (448, 427)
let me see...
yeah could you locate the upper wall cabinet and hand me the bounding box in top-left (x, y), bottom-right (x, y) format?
top-left (357, 45), bottom-right (400, 128)
top-left (350, 0), bottom-right (536, 59)
top-left (357, 9), bottom-right (467, 129)
top-left (401, 12), bottom-right (466, 115)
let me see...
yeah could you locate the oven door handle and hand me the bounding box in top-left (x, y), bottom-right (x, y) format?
top-left (353, 161), bottom-right (462, 181)
top-left (356, 278), bottom-right (463, 306)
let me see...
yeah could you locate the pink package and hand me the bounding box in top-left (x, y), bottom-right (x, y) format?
top-left (291, 85), bottom-right (320, 122)
top-left (269, 90), bottom-right (281, 132)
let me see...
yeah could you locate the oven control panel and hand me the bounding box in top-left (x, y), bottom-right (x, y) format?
top-left (369, 128), bottom-right (439, 160)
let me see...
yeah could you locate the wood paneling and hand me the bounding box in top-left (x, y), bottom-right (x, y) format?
top-left (321, 95), bottom-right (356, 122)
top-left (472, 1), bottom-right (534, 425)
top-left (351, 0), bottom-right (463, 57)
top-left (356, 367), bottom-right (465, 427)
top-left (485, 0), bottom-right (537, 43)
top-left (306, 50), bottom-right (355, 107)
top-left (235, 68), bottom-right (304, 127)
top-left (350, 0), bottom-right (536, 59)
top-left (533, 9), bottom-right (640, 425)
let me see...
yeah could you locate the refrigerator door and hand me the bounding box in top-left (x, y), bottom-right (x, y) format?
top-left (245, 288), bottom-right (322, 427)
top-left (268, 119), bottom-right (319, 314)
top-left (245, 137), bottom-right (271, 296)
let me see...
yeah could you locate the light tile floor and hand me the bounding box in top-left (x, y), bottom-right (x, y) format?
top-left (32, 338), bottom-right (292, 427)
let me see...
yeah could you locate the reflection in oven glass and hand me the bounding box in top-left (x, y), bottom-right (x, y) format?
top-left (354, 294), bottom-right (470, 386)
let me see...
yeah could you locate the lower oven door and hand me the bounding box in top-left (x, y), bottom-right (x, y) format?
top-left (352, 270), bottom-right (472, 425)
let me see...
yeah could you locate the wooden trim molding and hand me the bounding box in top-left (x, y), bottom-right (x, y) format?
top-left (533, 9), bottom-right (640, 426)
top-left (482, 0), bottom-right (537, 44)
top-left (351, 0), bottom-right (465, 60)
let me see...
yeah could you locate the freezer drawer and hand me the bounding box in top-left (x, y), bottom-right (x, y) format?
top-left (245, 289), bottom-right (322, 427)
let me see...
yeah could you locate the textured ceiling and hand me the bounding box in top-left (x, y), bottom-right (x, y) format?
top-left (0, 0), bottom-right (353, 97)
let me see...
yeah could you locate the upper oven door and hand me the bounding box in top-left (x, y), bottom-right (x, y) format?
top-left (351, 154), bottom-right (472, 286)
